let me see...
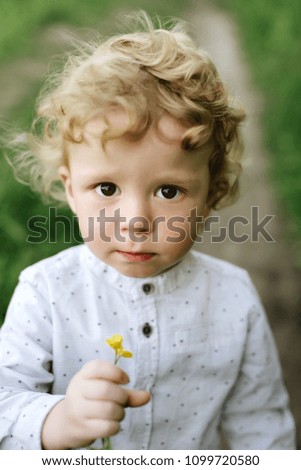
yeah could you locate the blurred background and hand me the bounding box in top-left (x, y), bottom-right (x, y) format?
top-left (0, 0), bottom-right (300, 448)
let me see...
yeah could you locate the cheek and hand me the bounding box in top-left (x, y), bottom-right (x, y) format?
top-left (158, 202), bottom-right (206, 239)
top-left (75, 214), bottom-right (94, 241)
top-left (73, 200), bottom-right (97, 241)
top-left (161, 228), bottom-right (195, 264)
top-left (72, 194), bottom-right (103, 235)
top-left (156, 216), bottom-right (195, 249)
top-left (77, 213), bottom-right (116, 243)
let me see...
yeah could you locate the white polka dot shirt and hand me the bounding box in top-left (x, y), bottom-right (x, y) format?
top-left (0, 245), bottom-right (295, 449)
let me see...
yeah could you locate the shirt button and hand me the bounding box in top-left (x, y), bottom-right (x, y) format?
top-left (142, 283), bottom-right (154, 294)
top-left (142, 323), bottom-right (152, 337)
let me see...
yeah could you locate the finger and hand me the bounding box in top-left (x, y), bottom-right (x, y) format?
top-left (82, 379), bottom-right (129, 405)
top-left (84, 419), bottom-right (121, 440)
top-left (81, 360), bottom-right (129, 384)
top-left (126, 390), bottom-right (151, 408)
top-left (84, 400), bottom-right (125, 422)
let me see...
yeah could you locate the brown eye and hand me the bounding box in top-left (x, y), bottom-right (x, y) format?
top-left (156, 185), bottom-right (181, 200)
top-left (95, 183), bottom-right (119, 197)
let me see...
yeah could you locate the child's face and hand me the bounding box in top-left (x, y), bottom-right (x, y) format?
top-left (60, 111), bottom-right (210, 278)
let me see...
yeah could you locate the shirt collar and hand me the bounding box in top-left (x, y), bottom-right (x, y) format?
top-left (81, 245), bottom-right (196, 300)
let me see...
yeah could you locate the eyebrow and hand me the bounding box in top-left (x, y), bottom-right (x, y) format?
top-left (153, 175), bottom-right (202, 186)
top-left (74, 167), bottom-right (120, 182)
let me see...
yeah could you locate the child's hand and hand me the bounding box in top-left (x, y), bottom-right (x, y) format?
top-left (41, 359), bottom-right (151, 449)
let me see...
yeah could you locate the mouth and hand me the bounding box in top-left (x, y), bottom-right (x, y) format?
top-left (116, 251), bottom-right (155, 262)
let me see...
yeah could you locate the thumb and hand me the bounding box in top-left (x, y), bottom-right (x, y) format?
top-left (126, 389), bottom-right (151, 408)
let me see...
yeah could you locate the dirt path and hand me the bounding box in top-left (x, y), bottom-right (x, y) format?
top-left (186, 0), bottom-right (301, 447)
top-left (1, 1), bottom-right (300, 447)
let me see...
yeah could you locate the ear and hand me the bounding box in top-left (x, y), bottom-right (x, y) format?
top-left (59, 166), bottom-right (77, 214)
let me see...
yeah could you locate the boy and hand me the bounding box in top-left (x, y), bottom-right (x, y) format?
top-left (0, 12), bottom-right (295, 449)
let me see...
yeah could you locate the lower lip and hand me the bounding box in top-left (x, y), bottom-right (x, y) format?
top-left (116, 251), bottom-right (154, 262)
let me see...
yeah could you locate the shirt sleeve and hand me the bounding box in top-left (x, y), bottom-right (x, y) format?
top-left (0, 273), bottom-right (64, 449)
top-left (220, 283), bottom-right (296, 449)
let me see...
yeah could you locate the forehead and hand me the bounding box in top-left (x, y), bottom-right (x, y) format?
top-left (68, 109), bottom-right (212, 177)
top-left (83, 107), bottom-right (188, 143)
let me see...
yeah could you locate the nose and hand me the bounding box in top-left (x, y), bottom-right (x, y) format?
top-left (120, 197), bottom-right (152, 235)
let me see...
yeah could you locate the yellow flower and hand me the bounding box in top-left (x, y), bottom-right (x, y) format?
top-left (106, 334), bottom-right (123, 351)
top-left (119, 350), bottom-right (133, 358)
top-left (106, 334), bottom-right (133, 363)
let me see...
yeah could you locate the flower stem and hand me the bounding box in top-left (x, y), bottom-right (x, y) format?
top-left (102, 437), bottom-right (112, 450)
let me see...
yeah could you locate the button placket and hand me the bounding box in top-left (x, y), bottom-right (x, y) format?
top-left (141, 285), bottom-right (154, 337)
top-left (132, 286), bottom-right (158, 448)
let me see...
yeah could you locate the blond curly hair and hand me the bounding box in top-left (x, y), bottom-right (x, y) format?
top-left (7, 11), bottom-right (245, 209)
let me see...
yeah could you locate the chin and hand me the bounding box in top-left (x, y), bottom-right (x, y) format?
top-left (116, 265), bottom-right (159, 278)
top-left (114, 259), bottom-right (181, 278)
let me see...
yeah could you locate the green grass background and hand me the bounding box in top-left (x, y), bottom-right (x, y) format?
top-left (1, 0), bottom-right (300, 325)
top-left (219, 0), bottom-right (301, 243)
